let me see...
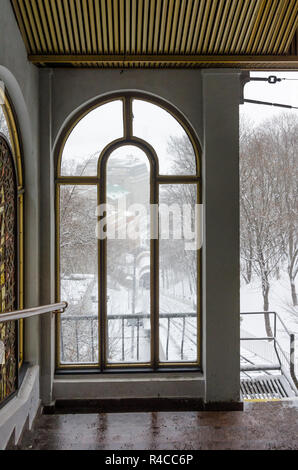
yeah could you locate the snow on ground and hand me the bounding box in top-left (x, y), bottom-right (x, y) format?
top-left (241, 272), bottom-right (298, 331)
top-left (60, 276), bottom-right (197, 364)
top-left (240, 271), bottom-right (298, 372)
top-left (60, 270), bottom-right (298, 373)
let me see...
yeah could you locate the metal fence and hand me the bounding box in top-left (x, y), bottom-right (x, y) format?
top-left (60, 312), bottom-right (197, 364)
top-left (240, 311), bottom-right (298, 391)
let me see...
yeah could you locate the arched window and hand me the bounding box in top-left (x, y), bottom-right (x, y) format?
top-left (0, 86), bottom-right (24, 405)
top-left (56, 94), bottom-right (201, 371)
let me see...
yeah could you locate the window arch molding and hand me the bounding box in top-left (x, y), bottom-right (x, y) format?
top-left (56, 92), bottom-right (201, 371)
top-left (98, 137), bottom-right (158, 177)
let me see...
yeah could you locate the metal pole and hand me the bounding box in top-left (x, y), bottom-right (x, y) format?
top-left (274, 312), bottom-right (276, 338)
top-left (244, 98), bottom-right (298, 110)
top-left (131, 326), bottom-right (134, 359)
top-left (137, 317), bottom-right (139, 361)
top-left (91, 318), bottom-right (94, 362)
top-left (132, 252), bottom-right (137, 316)
top-left (60, 320), bottom-right (65, 362)
top-left (122, 317), bottom-right (124, 361)
top-left (290, 334), bottom-right (298, 390)
top-left (181, 317), bottom-right (186, 360)
top-left (75, 318), bottom-right (79, 362)
top-left (166, 317), bottom-right (170, 361)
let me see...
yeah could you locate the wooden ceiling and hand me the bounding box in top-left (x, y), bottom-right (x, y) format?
top-left (11, 0), bottom-right (298, 68)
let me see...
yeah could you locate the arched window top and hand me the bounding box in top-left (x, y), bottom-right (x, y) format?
top-left (59, 95), bottom-right (199, 178)
top-left (107, 145), bottom-right (150, 173)
top-left (61, 100), bottom-right (123, 176)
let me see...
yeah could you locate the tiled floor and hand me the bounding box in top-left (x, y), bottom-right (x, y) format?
top-left (14, 401), bottom-right (298, 450)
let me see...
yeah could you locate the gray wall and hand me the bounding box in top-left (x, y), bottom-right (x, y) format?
top-left (51, 69), bottom-right (203, 149)
top-left (40, 68), bottom-right (240, 403)
top-left (0, 0), bottom-right (40, 448)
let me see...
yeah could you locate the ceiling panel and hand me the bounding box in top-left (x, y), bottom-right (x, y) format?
top-left (10, 0), bottom-right (298, 68)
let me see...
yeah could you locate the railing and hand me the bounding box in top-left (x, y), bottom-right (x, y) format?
top-left (0, 302), bottom-right (68, 409)
top-left (60, 312), bottom-right (197, 363)
top-left (0, 302), bottom-right (68, 322)
top-left (240, 311), bottom-right (298, 391)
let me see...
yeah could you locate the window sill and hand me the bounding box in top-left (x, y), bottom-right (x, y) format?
top-left (53, 371), bottom-right (205, 401)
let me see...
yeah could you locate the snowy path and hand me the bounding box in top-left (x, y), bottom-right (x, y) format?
top-left (241, 273), bottom-right (298, 372)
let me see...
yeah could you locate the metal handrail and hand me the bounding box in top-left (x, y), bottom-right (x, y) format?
top-left (0, 302), bottom-right (68, 322)
top-left (61, 312), bottom-right (196, 320)
top-left (240, 311), bottom-right (293, 336)
top-left (60, 312), bottom-right (197, 362)
top-left (241, 336), bottom-right (275, 341)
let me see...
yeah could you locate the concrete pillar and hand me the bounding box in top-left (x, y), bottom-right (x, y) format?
top-left (202, 71), bottom-right (241, 403)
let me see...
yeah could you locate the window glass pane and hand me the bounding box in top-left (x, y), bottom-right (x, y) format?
top-left (59, 185), bottom-right (98, 364)
top-left (61, 100), bottom-right (123, 176)
top-left (159, 184), bottom-right (198, 363)
top-left (0, 105), bottom-right (11, 143)
top-left (106, 146), bottom-right (151, 364)
top-left (133, 99), bottom-right (196, 175)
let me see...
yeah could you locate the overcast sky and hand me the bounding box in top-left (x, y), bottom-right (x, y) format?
top-left (61, 98), bottom-right (192, 175)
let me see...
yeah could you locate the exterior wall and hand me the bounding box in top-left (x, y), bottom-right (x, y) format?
top-left (0, 0), bottom-right (40, 447)
top-left (40, 68), bottom-right (240, 404)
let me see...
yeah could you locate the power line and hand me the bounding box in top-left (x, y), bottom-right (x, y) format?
top-left (244, 98), bottom-right (298, 110)
top-left (249, 75), bottom-right (298, 84)
top-left (244, 75), bottom-right (298, 109)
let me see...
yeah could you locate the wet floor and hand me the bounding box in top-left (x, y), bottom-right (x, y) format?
top-left (13, 400), bottom-right (298, 450)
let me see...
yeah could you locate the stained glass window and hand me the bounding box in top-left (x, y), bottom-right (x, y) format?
top-left (0, 136), bottom-right (17, 405)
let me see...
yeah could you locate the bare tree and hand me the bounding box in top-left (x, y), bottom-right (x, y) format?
top-left (168, 135), bottom-right (196, 174)
top-left (240, 118), bottom-right (256, 285)
top-left (240, 119), bottom-right (285, 336)
top-left (60, 184), bottom-right (97, 276)
top-left (157, 136), bottom-right (198, 307)
top-left (270, 114), bottom-right (298, 306)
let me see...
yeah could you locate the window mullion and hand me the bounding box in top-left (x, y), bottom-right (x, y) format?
top-left (98, 178), bottom-right (105, 371)
top-left (151, 170), bottom-right (159, 370)
top-left (124, 97), bottom-right (133, 138)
